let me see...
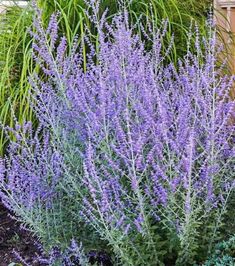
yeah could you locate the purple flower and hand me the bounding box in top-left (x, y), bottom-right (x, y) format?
top-left (1, 4), bottom-right (234, 264)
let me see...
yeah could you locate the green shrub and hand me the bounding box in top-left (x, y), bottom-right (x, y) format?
top-left (203, 236), bottom-right (235, 266)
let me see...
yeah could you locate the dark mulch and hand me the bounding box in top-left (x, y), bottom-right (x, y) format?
top-left (0, 203), bottom-right (41, 266)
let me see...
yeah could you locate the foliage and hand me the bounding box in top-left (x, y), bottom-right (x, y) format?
top-left (37, 0), bottom-right (211, 62)
top-left (203, 235), bottom-right (235, 266)
top-left (0, 4), bottom-right (34, 156)
top-left (1, 2), bottom-right (234, 265)
top-left (0, 0), bottom-right (211, 155)
top-left (14, 240), bottom-right (96, 266)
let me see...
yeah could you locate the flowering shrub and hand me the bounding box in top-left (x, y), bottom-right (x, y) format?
top-left (0, 2), bottom-right (234, 265)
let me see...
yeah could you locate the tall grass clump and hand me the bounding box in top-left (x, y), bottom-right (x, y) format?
top-left (38, 0), bottom-right (211, 63)
top-left (0, 2), bottom-right (234, 265)
top-left (0, 4), bottom-right (34, 155)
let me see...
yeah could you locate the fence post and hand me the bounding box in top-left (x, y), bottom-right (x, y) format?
top-left (215, 0), bottom-right (235, 98)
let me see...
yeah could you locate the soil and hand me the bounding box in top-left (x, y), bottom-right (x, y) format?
top-left (0, 203), bottom-right (41, 266)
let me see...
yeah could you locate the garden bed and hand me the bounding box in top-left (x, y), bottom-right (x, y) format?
top-left (0, 1), bottom-right (234, 265)
top-left (0, 203), bottom-right (40, 265)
